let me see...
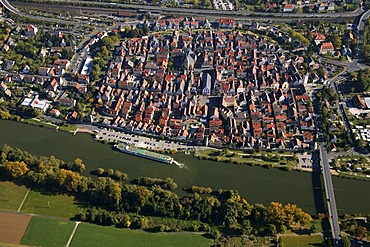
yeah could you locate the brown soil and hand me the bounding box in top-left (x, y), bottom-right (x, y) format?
top-left (0, 212), bottom-right (32, 244)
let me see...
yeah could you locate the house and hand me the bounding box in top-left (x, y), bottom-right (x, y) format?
top-left (313, 33), bottom-right (326, 45)
top-left (319, 42), bottom-right (334, 54)
top-left (49, 108), bottom-right (61, 117)
top-left (0, 82), bottom-right (12, 97)
top-left (22, 65), bottom-right (30, 74)
top-left (3, 60), bottom-right (15, 71)
top-left (46, 78), bottom-right (59, 92)
top-left (24, 25), bottom-right (38, 37)
top-left (219, 18), bottom-right (235, 29)
top-left (318, 2), bottom-right (327, 11)
top-left (328, 2), bottom-right (335, 11)
top-left (59, 98), bottom-right (76, 107)
top-left (2, 44), bottom-right (9, 52)
top-left (38, 67), bottom-right (51, 76)
top-left (353, 95), bottom-right (367, 109)
top-left (283, 4), bottom-right (295, 12)
top-left (12, 73), bottom-right (24, 82)
top-left (78, 74), bottom-right (89, 84)
top-left (54, 59), bottom-right (70, 70)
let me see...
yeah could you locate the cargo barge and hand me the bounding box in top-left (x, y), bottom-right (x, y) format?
top-left (114, 143), bottom-right (173, 164)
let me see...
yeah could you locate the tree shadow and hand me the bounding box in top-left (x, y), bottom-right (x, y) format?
top-left (292, 228), bottom-right (311, 235)
top-left (308, 243), bottom-right (324, 247)
top-left (201, 233), bottom-right (215, 239)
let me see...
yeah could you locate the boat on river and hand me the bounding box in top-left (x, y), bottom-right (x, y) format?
top-left (114, 143), bottom-right (173, 164)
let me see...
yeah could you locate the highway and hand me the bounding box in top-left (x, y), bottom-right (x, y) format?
top-left (319, 141), bottom-right (341, 246)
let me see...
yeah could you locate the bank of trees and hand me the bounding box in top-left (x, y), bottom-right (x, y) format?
top-left (0, 144), bottom-right (313, 236)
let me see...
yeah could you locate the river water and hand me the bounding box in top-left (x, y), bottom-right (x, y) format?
top-left (1, 120), bottom-right (369, 215)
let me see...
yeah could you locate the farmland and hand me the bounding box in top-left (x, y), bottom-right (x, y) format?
top-left (70, 223), bottom-right (211, 247)
top-left (0, 212), bottom-right (31, 244)
top-left (21, 216), bottom-right (75, 247)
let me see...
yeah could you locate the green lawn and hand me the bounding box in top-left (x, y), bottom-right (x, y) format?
top-left (20, 190), bottom-right (81, 219)
top-left (281, 235), bottom-right (324, 247)
top-left (71, 223), bottom-right (211, 247)
top-left (59, 124), bottom-right (78, 132)
top-left (0, 181), bottom-right (28, 211)
top-left (21, 216), bottom-right (75, 247)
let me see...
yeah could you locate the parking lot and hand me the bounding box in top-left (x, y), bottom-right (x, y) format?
top-left (96, 128), bottom-right (195, 152)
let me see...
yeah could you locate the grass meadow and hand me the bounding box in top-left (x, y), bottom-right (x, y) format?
top-left (21, 216), bottom-right (75, 247)
top-left (20, 189), bottom-right (81, 219)
top-left (70, 223), bottom-right (211, 247)
top-left (0, 181), bottom-right (28, 211)
top-left (280, 235), bottom-right (324, 247)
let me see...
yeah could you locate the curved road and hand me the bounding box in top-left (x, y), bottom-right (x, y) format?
top-left (0, 0), bottom-right (74, 24)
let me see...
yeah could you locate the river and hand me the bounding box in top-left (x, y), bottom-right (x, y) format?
top-left (1, 120), bottom-right (369, 215)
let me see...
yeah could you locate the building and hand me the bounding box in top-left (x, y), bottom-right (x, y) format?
top-left (319, 42), bottom-right (334, 54)
top-left (49, 108), bottom-right (61, 117)
top-left (24, 25), bottom-right (38, 37)
top-left (21, 95), bottom-right (49, 112)
top-left (353, 95), bottom-right (367, 109)
top-left (283, 4), bottom-right (295, 12)
top-left (219, 18), bottom-right (235, 29)
top-left (59, 98), bottom-right (76, 107)
top-left (80, 56), bottom-right (93, 75)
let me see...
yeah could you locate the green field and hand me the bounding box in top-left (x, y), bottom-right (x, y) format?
top-left (20, 189), bottom-right (81, 219)
top-left (281, 235), bottom-right (324, 247)
top-left (21, 216), bottom-right (75, 247)
top-left (0, 181), bottom-right (28, 211)
top-left (71, 223), bottom-right (211, 247)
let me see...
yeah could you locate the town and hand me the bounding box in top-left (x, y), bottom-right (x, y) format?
top-left (0, 0), bottom-right (370, 246)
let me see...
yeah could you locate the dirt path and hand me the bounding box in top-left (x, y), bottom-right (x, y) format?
top-left (17, 190), bottom-right (30, 212)
top-left (65, 221), bottom-right (81, 247)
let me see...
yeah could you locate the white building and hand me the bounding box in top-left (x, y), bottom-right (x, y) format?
top-left (21, 95), bottom-right (49, 112)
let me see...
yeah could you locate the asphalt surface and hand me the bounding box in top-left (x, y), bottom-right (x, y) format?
top-left (319, 142), bottom-right (341, 246)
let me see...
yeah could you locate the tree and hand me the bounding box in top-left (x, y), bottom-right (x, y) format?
top-left (331, 33), bottom-right (342, 48)
top-left (57, 169), bottom-right (85, 192)
top-left (3, 161), bottom-right (29, 178)
top-left (0, 110), bottom-right (10, 119)
top-left (342, 235), bottom-right (351, 247)
top-left (211, 228), bottom-right (221, 239)
top-left (354, 225), bottom-right (367, 239)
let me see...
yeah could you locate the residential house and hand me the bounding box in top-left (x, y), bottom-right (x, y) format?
top-left (38, 67), bottom-right (51, 76)
top-left (319, 42), bottom-right (334, 54)
top-left (283, 4), bottom-right (295, 12)
top-left (24, 24), bottom-right (38, 37)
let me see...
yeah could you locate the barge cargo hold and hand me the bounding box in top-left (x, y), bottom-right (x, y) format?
top-left (114, 143), bottom-right (173, 164)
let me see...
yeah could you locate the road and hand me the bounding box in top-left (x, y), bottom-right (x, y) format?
top-left (319, 142), bottom-right (341, 246)
top-left (356, 8), bottom-right (370, 56)
top-left (2, 0), bottom-right (365, 21)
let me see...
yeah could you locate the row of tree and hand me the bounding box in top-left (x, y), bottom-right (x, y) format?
top-left (0, 144), bottom-right (312, 236)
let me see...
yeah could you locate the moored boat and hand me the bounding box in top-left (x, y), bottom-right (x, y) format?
top-left (114, 143), bottom-right (173, 164)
